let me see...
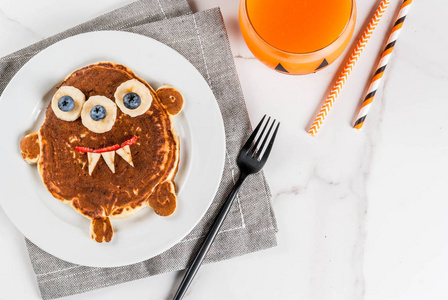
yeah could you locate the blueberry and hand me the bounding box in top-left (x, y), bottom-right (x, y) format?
top-left (90, 105), bottom-right (107, 121)
top-left (123, 92), bottom-right (141, 109)
top-left (58, 95), bottom-right (75, 112)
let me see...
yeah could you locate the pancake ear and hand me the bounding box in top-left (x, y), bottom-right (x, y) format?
top-left (156, 85), bottom-right (184, 116)
top-left (20, 132), bottom-right (40, 164)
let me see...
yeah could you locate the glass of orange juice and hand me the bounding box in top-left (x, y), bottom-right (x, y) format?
top-left (239, 0), bottom-right (357, 75)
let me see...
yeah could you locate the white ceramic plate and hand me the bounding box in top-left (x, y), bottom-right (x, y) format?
top-left (0, 31), bottom-right (225, 267)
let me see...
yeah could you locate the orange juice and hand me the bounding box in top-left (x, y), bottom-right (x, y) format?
top-left (239, 0), bottom-right (356, 75)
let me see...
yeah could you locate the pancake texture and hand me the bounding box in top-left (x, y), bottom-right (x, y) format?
top-left (20, 62), bottom-right (183, 243)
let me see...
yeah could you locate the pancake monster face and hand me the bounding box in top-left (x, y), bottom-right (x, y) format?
top-left (20, 62), bottom-right (184, 242)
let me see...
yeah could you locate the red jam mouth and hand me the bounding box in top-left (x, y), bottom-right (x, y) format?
top-left (75, 136), bottom-right (137, 153)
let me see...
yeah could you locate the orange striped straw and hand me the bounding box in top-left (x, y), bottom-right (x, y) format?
top-left (354, 0), bottom-right (413, 130)
top-left (308, 0), bottom-right (390, 136)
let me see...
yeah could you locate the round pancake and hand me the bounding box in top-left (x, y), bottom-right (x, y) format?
top-left (38, 62), bottom-right (179, 219)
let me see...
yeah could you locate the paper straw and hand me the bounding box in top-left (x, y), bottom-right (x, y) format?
top-left (354, 0), bottom-right (413, 130)
top-left (308, 0), bottom-right (390, 136)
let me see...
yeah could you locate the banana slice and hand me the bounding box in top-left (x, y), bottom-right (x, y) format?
top-left (81, 96), bottom-right (117, 133)
top-left (87, 152), bottom-right (101, 175)
top-left (51, 86), bottom-right (85, 121)
top-left (101, 151), bottom-right (115, 173)
top-left (116, 145), bottom-right (134, 167)
top-left (114, 79), bottom-right (152, 117)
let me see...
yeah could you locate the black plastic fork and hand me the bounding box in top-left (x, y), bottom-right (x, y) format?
top-left (173, 115), bottom-right (280, 300)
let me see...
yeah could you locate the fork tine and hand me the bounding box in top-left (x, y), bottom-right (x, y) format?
top-left (250, 116), bottom-right (271, 156)
top-left (241, 115), bottom-right (266, 152)
top-left (255, 119), bottom-right (276, 159)
top-left (260, 122), bottom-right (280, 162)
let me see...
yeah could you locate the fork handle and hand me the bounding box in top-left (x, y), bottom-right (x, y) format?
top-left (173, 173), bottom-right (248, 300)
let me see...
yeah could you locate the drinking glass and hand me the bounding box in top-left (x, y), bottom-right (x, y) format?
top-left (239, 0), bottom-right (357, 75)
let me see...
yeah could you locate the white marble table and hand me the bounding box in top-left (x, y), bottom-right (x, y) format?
top-left (1, 0), bottom-right (446, 299)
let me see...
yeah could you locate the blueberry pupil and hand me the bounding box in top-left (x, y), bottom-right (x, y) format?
top-left (123, 92), bottom-right (141, 109)
top-left (90, 105), bottom-right (107, 121)
top-left (58, 95), bottom-right (75, 112)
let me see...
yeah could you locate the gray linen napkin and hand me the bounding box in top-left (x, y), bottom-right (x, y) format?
top-left (0, 0), bottom-right (278, 299)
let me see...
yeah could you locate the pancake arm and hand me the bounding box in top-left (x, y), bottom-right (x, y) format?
top-left (20, 132), bottom-right (41, 164)
top-left (156, 85), bottom-right (184, 116)
top-left (90, 217), bottom-right (113, 243)
top-left (147, 181), bottom-right (177, 216)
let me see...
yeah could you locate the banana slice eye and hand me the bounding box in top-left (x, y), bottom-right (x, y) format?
top-left (51, 86), bottom-right (85, 121)
top-left (114, 79), bottom-right (152, 117)
top-left (81, 96), bottom-right (117, 133)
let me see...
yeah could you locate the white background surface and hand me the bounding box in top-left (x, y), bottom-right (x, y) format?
top-left (1, 0), bottom-right (446, 299)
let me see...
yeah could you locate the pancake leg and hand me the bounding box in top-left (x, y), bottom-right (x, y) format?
top-left (20, 132), bottom-right (40, 164)
top-left (90, 217), bottom-right (113, 243)
top-left (147, 181), bottom-right (177, 216)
